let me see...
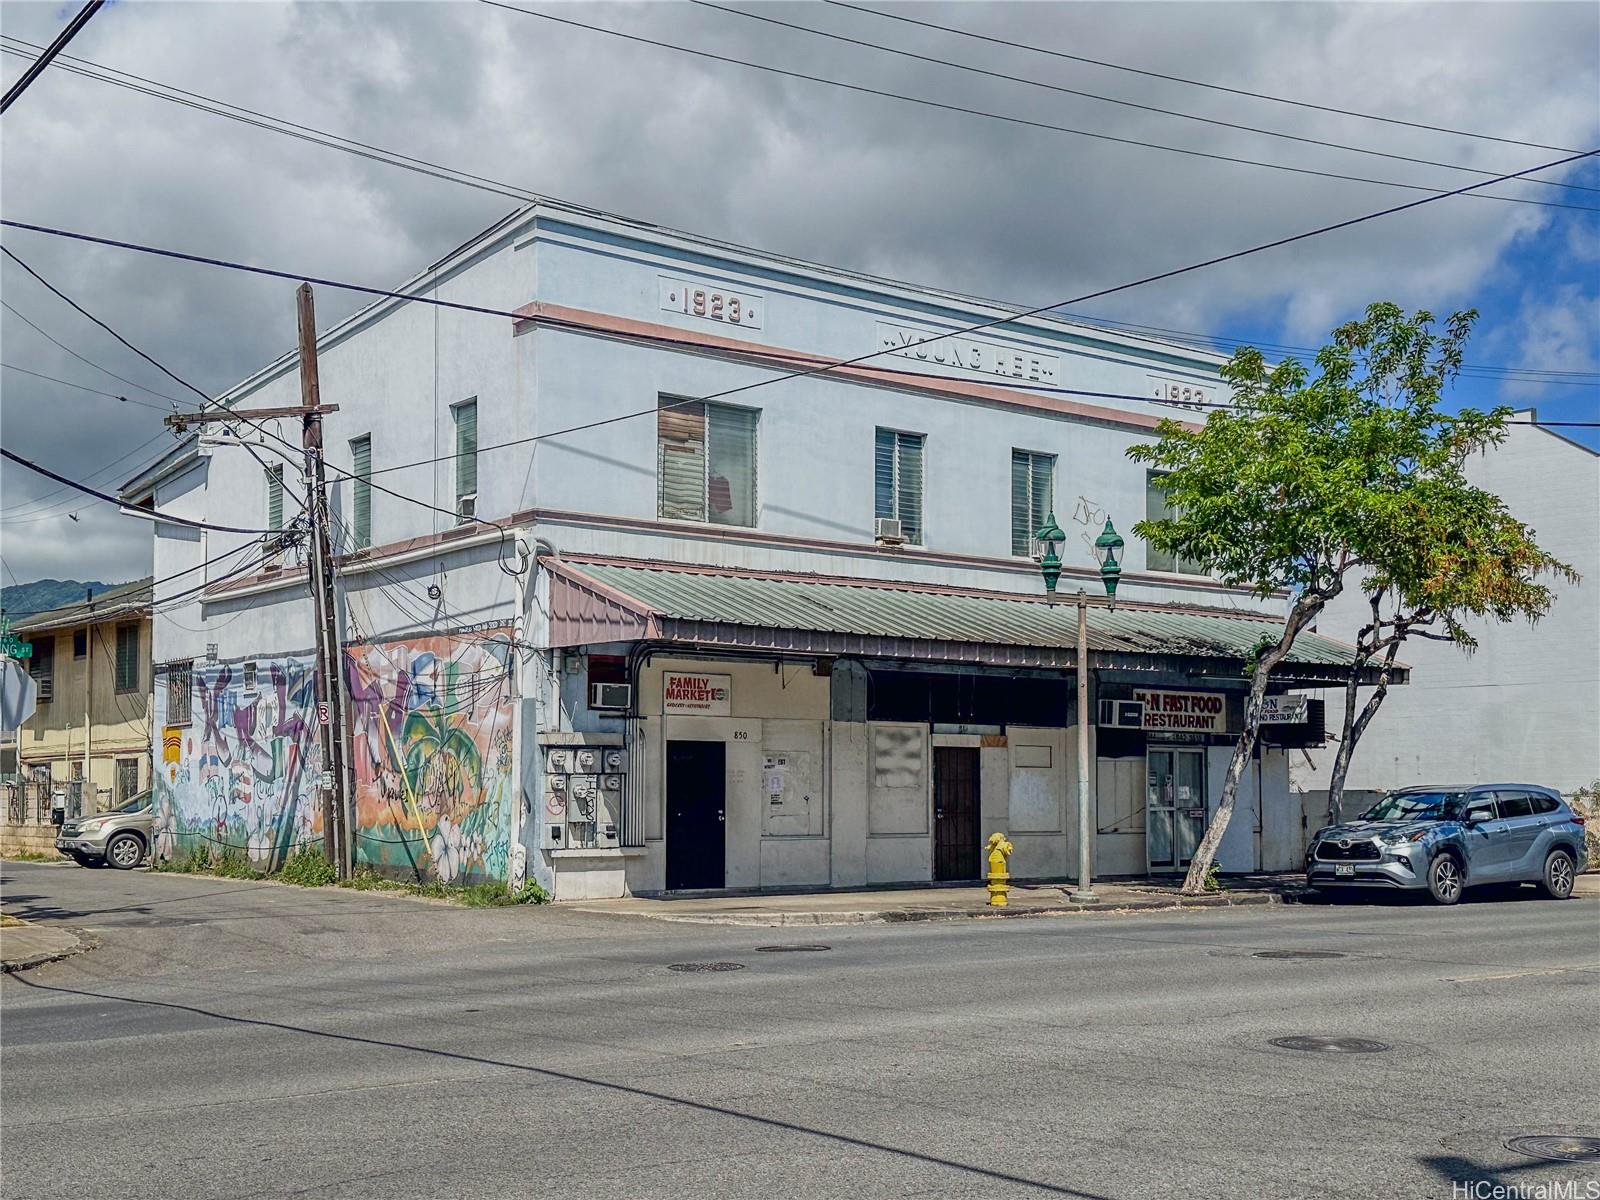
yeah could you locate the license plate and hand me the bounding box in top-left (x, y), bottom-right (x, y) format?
top-left (1334, 864), bottom-right (1355, 877)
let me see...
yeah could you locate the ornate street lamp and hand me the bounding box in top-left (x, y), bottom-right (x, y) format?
top-left (1037, 516), bottom-right (1124, 904)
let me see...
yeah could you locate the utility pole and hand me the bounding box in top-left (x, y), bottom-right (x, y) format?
top-left (295, 283), bottom-right (353, 879)
top-left (164, 284), bottom-right (348, 874)
top-left (83, 588), bottom-right (93, 811)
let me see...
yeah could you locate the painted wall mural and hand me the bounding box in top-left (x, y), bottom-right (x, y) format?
top-left (346, 628), bottom-right (516, 885)
top-left (153, 657), bottom-right (323, 869)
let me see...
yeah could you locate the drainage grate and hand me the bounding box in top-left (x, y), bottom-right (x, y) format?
top-left (1269, 1035), bottom-right (1390, 1054)
top-left (1505, 1136), bottom-right (1600, 1164)
top-left (1253, 950), bottom-right (1347, 960)
top-left (754, 945), bottom-right (831, 953)
top-left (668, 962), bottom-right (746, 973)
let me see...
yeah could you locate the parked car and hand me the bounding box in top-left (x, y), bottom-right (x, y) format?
top-left (55, 790), bottom-right (154, 870)
top-left (1305, 784), bottom-right (1586, 904)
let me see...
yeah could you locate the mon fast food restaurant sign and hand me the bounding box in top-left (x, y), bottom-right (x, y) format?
top-left (663, 672), bottom-right (732, 716)
top-left (1133, 688), bottom-right (1228, 734)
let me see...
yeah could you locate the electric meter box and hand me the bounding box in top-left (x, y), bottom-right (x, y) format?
top-left (546, 749), bottom-right (573, 775)
top-left (565, 792), bottom-right (597, 824)
top-left (573, 748), bottom-right (600, 774)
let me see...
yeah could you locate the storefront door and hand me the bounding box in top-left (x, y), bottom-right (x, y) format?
top-left (933, 746), bottom-right (981, 881)
top-left (666, 740), bottom-right (726, 890)
top-left (1147, 748), bottom-right (1206, 873)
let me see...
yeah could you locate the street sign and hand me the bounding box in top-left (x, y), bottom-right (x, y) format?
top-left (317, 701), bottom-right (331, 726)
top-left (0, 615), bottom-right (32, 660)
top-left (1, 659), bottom-right (38, 728)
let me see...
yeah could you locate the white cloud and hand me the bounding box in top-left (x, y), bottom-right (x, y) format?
top-left (1498, 284), bottom-right (1600, 401)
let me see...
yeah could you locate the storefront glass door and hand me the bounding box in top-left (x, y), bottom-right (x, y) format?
top-left (1147, 748), bottom-right (1206, 873)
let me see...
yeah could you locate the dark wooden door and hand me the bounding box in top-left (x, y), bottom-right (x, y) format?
top-left (666, 741), bottom-right (726, 890)
top-left (933, 746), bottom-right (981, 881)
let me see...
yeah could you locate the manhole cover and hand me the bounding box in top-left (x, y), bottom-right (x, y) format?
top-left (754, 944), bottom-right (831, 953)
top-left (667, 962), bottom-right (745, 973)
top-left (1253, 950), bottom-right (1347, 960)
top-left (1505, 1135), bottom-right (1600, 1164)
top-left (1269, 1035), bottom-right (1390, 1054)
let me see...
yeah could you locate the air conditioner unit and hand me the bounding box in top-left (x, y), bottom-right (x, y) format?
top-left (874, 517), bottom-right (905, 545)
top-left (591, 682), bottom-right (632, 711)
top-left (1097, 699), bottom-right (1145, 729)
top-left (457, 492), bottom-right (477, 522)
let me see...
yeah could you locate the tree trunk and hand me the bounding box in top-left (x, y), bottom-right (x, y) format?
top-left (1325, 638), bottom-right (1403, 824)
top-left (1181, 591), bottom-right (1330, 895)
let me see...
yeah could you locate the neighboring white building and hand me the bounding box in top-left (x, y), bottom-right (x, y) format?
top-left (1300, 414), bottom-right (1599, 807)
top-left (123, 201), bottom-right (1367, 900)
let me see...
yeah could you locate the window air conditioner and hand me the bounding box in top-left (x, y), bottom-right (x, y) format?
top-left (1097, 699), bottom-right (1145, 729)
top-left (591, 682), bottom-right (632, 711)
top-left (874, 517), bottom-right (905, 545)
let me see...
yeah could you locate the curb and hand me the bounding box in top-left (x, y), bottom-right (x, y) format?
top-left (607, 890), bottom-right (1280, 928)
top-left (1, 926), bottom-right (97, 975)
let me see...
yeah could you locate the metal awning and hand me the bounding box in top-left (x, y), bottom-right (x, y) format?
top-left (544, 557), bottom-right (1397, 685)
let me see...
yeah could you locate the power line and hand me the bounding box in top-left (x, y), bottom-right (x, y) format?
top-left (0, 428), bottom-right (176, 522)
top-left (1, 360), bottom-right (180, 414)
top-left (0, 446), bottom-right (276, 534)
top-left (6, 147), bottom-right (1595, 470)
top-left (825, 1), bottom-right (1587, 156)
top-left (0, 297), bottom-right (192, 405)
top-left (0, 0), bottom-right (102, 115)
top-left (1, 35), bottom-right (1589, 385)
top-left (692, 0), bottom-right (1594, 198)
top-left (482, 0), bottom-right (1599, 214)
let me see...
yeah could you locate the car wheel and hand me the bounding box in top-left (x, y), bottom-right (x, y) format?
top-left (1540, 850), bottom-right (1576, 900)
top-left (105, 833), bottom-right (144, 870)
top-left (1427, 854), bottom-right (1464, 905)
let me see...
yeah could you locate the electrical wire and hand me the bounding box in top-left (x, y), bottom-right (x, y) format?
top-left (1, 300), bottom-right (194, 405)
top-left (1, 360), bottom-right (180, 414)
top-left (692, 0), bottom-right (1595, 197)
top-left (482, 1), bottom-right (1599, 214)
top-left (2, 36), bottom-right (1585, 386)
top-left (824, 1), bottom-right (1587, 155)
top-left (0, 0), bottom-right (102, 115)
top-left (1, 427), bottom-right (176, 523)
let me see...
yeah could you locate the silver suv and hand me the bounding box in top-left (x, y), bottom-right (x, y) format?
top-left (1306, 785), bottom-right (1587, 904)
top-left (56, 790), bottom-right (154, 870)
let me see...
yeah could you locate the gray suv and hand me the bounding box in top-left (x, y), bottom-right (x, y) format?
top-left (1306, 784), bottom-right (1586, 904)
top-left (55, 790), bottom-right (154, 869)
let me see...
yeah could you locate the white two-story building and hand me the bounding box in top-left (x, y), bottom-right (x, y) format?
top-left (123, 201), bottom-right (1374, 900)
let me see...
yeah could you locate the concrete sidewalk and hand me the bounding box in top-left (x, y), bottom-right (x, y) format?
top-left (572, 878), bottom-right (1285, 926)
top-left (1, 919), bottom-right (92, 973)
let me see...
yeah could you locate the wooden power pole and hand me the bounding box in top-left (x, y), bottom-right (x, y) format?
top-left (165, 283), bottom-right (349, 876)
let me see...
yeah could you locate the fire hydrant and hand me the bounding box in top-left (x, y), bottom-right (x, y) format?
top-left (986, 832), bottom-right (1014, 907)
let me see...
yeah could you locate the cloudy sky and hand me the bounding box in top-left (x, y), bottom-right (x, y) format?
top-left (2, 0), bottom-right (1596, 586)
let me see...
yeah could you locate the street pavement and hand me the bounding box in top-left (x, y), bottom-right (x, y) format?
top-left (2, 860), bottom-right (1597, 1200)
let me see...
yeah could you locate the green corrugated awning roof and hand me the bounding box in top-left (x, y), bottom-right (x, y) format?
top-left (553, 559), bottom-right (1370, 679)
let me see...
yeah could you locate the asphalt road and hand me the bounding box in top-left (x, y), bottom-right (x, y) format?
top-left (3, 861), bottom-right (1597, 1200)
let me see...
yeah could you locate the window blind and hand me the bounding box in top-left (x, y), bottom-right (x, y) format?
top-left (453, 401), bottom-right (477, 513)
top-left (115, 624), bottom-right (139, 693)
top-left (658, 399), bottom-right (757, 526)
top-left (350, 435), bottom-right (372, 549)
top-left (1011, 450), bottom-right (1055, 557)
top-left (658, 399), bottom-right (707, 521)
top-left (874, 428), bottom-right (924, 544)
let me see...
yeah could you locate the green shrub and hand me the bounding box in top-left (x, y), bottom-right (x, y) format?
top-left (213, 847), bottom-right (263, 880)
top-left (1570, 780), bottom-right (1599, 869)
top-left (279, 845), bottom-right (338, 887)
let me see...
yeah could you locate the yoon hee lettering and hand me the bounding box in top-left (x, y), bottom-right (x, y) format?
top-left (662, 672), bottom-right (733, 716)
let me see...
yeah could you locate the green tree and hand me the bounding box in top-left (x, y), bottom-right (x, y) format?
top-left (1129, 301), bottom-right (1507, 895)
top-left (1324, 479), bottom-right (1576, 822)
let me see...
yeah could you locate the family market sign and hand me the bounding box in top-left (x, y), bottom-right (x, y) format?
top-left (663, 672), bottom-right (732, 716)
top-left (1133, 688), bottom-right (1228, 734)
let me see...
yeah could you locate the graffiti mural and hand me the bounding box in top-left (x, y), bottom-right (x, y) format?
top-left (346, 628), bottom-right (515, 885)
top-left (153, 657), bottom-right (323, 868)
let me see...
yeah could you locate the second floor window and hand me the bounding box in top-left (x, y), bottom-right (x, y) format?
top-left (874, 428), bottom-right (924, 544)
top-left (115, 624), bottom-right (139, 694)
top-left (1011, 449), bottom-right (1056, 557)
top-left (452, 400), bottom-right (478, 522)
top-left (28, 637), bottom-right (54, 703)
top-left (265, 465), bottom-right (284, 533)
top-left (1145, 471), bottom-right (1206, 575)
top-left (349, 434), bottom-right (372, 550)
top-left (657, 397), bottom-right (758, 527)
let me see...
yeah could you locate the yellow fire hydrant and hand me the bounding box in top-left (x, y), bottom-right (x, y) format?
top-left (986, 832), bottom-right (1014, 907)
